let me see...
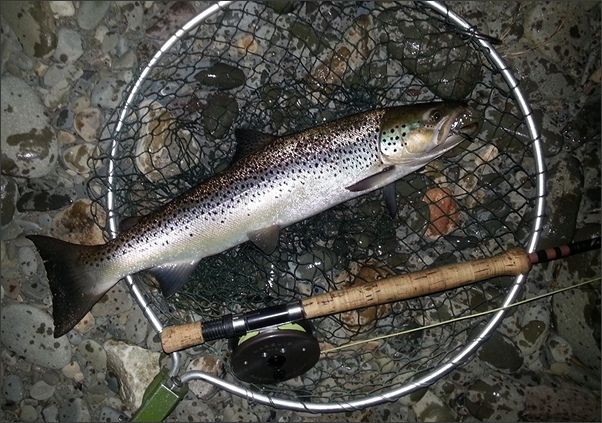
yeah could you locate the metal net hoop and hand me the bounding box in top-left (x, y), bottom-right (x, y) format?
top-left (88, 0), bottom-right (545, 411)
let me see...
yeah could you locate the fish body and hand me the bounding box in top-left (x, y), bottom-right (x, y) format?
top-left (28, 102), bottom-right (478, 337)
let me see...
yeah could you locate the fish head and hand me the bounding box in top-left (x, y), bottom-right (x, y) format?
top-left (378, 102), bottom-right (479, 166)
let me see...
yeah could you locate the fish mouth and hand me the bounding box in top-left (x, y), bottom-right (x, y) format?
top-left (436, 108), bottom-right (480, 146)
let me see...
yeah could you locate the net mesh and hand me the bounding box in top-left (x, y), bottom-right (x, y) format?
top-left (88, 2), bottom-right (538, 403)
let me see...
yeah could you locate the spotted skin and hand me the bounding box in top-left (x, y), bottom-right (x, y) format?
top-left (28, 101), bottom-right (478, 337)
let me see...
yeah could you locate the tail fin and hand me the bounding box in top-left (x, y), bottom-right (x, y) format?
top-left (27, 235), bottom-right (112, 338)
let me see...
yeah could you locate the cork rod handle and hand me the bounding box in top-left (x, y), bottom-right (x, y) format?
top-left (301, 248), bottom-right (531, 319)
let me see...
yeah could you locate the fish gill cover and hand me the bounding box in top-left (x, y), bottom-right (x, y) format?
top-left (87, 2), bottom-right (538, 402)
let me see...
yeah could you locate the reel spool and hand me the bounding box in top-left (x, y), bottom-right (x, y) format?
top-left (229, 321), bottom-right (320, 384)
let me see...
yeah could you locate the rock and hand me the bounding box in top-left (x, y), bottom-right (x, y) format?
top-left (59, 398), bottom-right (91, 422)
top-left (74, 312), bottom-right (96, 334)
top-left (29, 380), bottom-right (55, 401)
top-left (54, 28), bottom-right (83, 63)
top-left (53, 108), bottom-right (74, 130)
top-left (76, 339), bottom-right (107, 373)
top-left (186, 355), bottom-right (224, 399)
top-left (104, 339), bottom-right (161, 410)
top-left (202, 93), bottom-right (239, 140)
top-left (523, 384), bottom-right (601, 421)
top-left (412, 390), bottom-right (457, 422)
top-left (1, 75), bottom-right (57, 178)
top-left (552, 285), bottom-right (601, 373)
top-left (195, 63), bottom-right (246, 90)
top-left (2, 1), bottom-right (57, 58)
top-left (77, 1), bottom-right (111, 30)
top-left (50, 199), bottom-right (106, 245)
top-left (145, 1), bottom-right (198, 41)
top-left (42, 404), bottom-right (59, 422)
top-left (265, 0), bottom-right (296, 14)
top-left (97, 406), bottom-right (129, 422)
top-left (74, 107), bottom-right (101, 142)
top-left (61, 361), bottom-right (84, 383)
top-left (41, 63), bottom-right (84, 108)
top-left (107, 301), bottom-right (148, 346)
top-left (91, 284), bottom-right (132, 317)
top-left (1, 175), bottom-right (18, 226)
top-left (168, 399), bottom-right (216, 423)
top-left (0, 304), bottom-right (72, 369)
top-left (62, 143), bottom-right (96, 177)
top-left (477, 331), bottom-right (523, 372)
top-left (49, 1), bottom-right (75, 17)
top-left (133, 99), bottom-right (199, 182)
top-left (423, 187), bottom-right (461, 240)
top-left (3, 374), bottom-right (24, 404)
top-left (91, 77), bottom-right (127, 109)
top-left (121, 1), bottom-right (144, 33)
top-left (18, 244), bottom-right (38, 277)
top-left (19, 404), bottom-right (38, 422)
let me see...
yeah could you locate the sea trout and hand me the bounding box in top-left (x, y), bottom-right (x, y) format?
top-left (28, 102), bottom-right (479, 337)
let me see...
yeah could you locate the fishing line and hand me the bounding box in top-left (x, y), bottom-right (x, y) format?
top-left (321, 276), bottom-right (601, 354)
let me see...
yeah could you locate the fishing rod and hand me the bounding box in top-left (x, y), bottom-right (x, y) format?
top-left (160, 237), bottom-right (600, 383)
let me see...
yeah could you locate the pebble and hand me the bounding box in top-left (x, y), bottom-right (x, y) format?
top-left (77, 1), bottom-right (112, 30)
top-left (62, 361), bottom-right (85, 384)
top-left (91, 284), bottom-right (133, 318)
top-left (74, 312), bottom-right (96, 334)
top-left (0, 304), bottom-right (72, 369)
top-left (2, 2), bottom-right (57, 58)
top-left (3, 374), bottom-right (24, 404)
top-left (478, 331), bottom-right (523, 372)
top-left (42, 404), bottom-right (59, 422)
top-left (1, 75), bottom-right (57, 178)
top-left (74, 107), bottom-right (101, 142)
top-left (20, 404), bottom-right (38, 422)
top-left (97, 406), bottom-right (129, 422)
top-left (50, 199), bottom-right (106, 245)
top-left (412, 390), bottom-right (457, 422)
top-left (145, 1), bottom-right (198, 40)
top-left (107, 301), bottom-right (148, 345)
top-left (195, 62), bottom-right (247, 90)
top-left (59, 398), bottom-right (91, 422)
top-left (30, 380), bottom-right (56, 401)
top-left (54, 27), bottom-right (84, 63)
top-left (76, 339), bottom-right (107, 374)
top-left (62, 143), bottom-right (96, 176)
top-left (104, 339), bottom-right (160, 411)
top-left (121, 1), bottom-right (145, 33)
top-left (91, 77), bottom-right (127, 109)
top-left (0, 175), bottom-right (18, 227)
top-left (49, 1), bottom-right (75, 17)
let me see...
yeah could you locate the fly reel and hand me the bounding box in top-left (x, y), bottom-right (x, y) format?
top-left (228, 321), bottom-right (320, 384)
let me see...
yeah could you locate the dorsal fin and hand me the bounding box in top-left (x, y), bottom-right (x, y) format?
top-left (233, 129), bottom-right (277, 162)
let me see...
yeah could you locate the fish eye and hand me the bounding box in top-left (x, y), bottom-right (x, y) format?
top-left (430, 109), bottom-right (442, 122)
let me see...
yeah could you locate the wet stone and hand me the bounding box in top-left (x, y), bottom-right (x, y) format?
top-left (477, 331), bottom-right (523, 372)
top-left (53, 108), bottom-right (74, 129)
top-left (186, 355), bottom-right (224, 399)
top-left (50, 199), bottom-right (106, 245)
top-left (49, 1), bottom-right (75, 17)
top-left (3, 374), bottom-right (24, 404)
top-left (121, 1), bottom-right (144, 33)
top-left (265, 0), bottom-right (296, 14)
top-left (1, 75), bottom-right (57, 178)
top-left (1, 175), bottom-right (18, 227)
top-left (0, 304), bottom-right (72, 369)
top-left (195, 62), bottom-right (246, 90)
top-left (54, 27), bottom-right (83, 63)
top-left (91, 284), bottom-right (132, 318)
top-left (76, 339), bottom-right (107, 373)
top-left (107, 301), bottom-right (148, 346)
top-left (203, 93), bottom-right (239, 140)
top-left (2, 1), bottom-right (57, 58)
top-left (29, 380), bottom-right (55, 401)
top-left (17, 189), bottom-right (72, 212)
top-left (97, 406), bottom-right (128, 422)
top-left (77, 1), bottom-right (111, 30)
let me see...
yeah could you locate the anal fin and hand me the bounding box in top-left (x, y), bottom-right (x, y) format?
top-left (248, 225), bottom-right (280, 255)
top-left (147, 261), bottom-right (199, 298)
top-left (346, 166), bottom-right (395, 192)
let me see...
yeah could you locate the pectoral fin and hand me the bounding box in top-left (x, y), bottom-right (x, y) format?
top-left (383, 182), bottom-right (397, 218)
top-left (345, 166), bottom-right (395, 192)
top-left (148, 261), bottom-right (200, 297)
top-left (248, 225), bottom-right (280, 255)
